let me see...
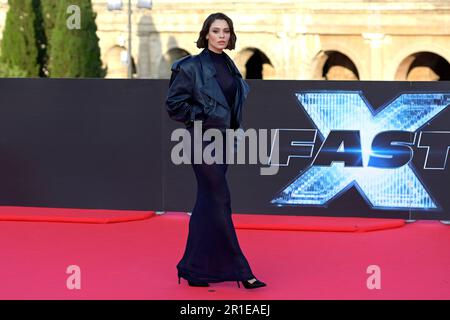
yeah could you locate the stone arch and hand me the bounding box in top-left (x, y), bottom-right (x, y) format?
top-left (389, 42), bottom-right (450, 80)
top-left (158, 47), bottom-right (191, 79)
top-left (312, 50), bottom-right (360, 80)
top-left (395, 51), bottom-right (450, 81)
top-left (310, 40), bottom-right (365, 80)
top-left (234, 48), bottom-right (275, 79)
top-left (104, 45), bottom-right (136, 79)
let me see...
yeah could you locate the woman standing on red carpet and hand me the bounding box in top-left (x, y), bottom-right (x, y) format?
top-left (165, 12), bottom-right (266, 289)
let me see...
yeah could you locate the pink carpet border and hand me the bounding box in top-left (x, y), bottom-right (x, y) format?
top-left (0, 207), bottom-right (407, 231)
top-left (232, 213), bottom-right (406, 232)
top-left (0, 206), bottom-right (156, 224)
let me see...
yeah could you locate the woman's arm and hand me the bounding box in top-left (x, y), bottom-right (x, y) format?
top-left (165, 63), bottom-right (195, 125)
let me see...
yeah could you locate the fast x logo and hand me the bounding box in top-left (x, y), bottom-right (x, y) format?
top-left (271, 92), bottom-right (450, 210)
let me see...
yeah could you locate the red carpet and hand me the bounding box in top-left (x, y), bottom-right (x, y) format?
top-left (0, 210), bottom-right (448, 299)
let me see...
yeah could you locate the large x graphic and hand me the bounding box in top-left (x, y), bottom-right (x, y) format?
top-left (271, 92), bottom-right (450, 210)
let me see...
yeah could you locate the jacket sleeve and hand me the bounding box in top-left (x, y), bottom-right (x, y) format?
top-left (165, 63), bottom-right (195, 124)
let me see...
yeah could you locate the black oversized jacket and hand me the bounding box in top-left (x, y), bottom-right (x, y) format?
top-left (165, 48), bottom-right (250, 130)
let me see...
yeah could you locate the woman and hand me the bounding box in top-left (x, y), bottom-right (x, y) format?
top-left (165, 12), bottom-right (266, 289)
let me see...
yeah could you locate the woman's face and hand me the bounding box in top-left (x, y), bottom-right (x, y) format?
top-left (206, 19), bottom-right (230, 53)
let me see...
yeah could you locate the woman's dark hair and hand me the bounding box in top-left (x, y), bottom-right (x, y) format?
top-left (196, 13), bottom-right (237, 50)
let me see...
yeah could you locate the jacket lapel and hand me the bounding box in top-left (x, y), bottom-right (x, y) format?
top-left (199, 48), bottom-right (248, 110)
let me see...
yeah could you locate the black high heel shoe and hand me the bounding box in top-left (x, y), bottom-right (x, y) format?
top-left (178, 275), bottom-right (210, 287)
top-left (237, 278), bottom-right (266, 289)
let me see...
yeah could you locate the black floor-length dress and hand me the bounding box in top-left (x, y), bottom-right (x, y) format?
top-left (176, 49), bottom-right (256, 283)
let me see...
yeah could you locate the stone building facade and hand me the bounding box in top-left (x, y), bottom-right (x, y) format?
top-left (1, 0), bottom-right (449, 80)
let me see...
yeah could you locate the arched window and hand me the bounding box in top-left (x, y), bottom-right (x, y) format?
top-left (322, 51), bottom-right (359, 80)
top-left (159, 48), bottom-right (190, 79)
top-left (235, 48), bottom-right (274, 79)
top-left (396, 52), bottom-right (450, 81)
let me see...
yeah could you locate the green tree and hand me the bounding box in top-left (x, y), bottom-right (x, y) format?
top-left (0, 0), bottom-right (41, 77)
top-left (0, 62), bottom-right (28, 77)
top-left (34, 0), bottom-right (47, 76)
top-left (0, 43), bottom-right (27, 77)
top-left (48, 0), bottom-right (105, 78)
top-left (39, 0), bottom-right (58, 75)
top-left (41, 0), bottom-right (59, 43)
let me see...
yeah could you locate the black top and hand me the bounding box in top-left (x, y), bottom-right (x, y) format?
top-left (208, 49), bottom-right (237, 111)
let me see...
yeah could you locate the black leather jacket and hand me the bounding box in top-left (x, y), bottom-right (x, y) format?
top-left (165, 48), bottom-right (250, 130)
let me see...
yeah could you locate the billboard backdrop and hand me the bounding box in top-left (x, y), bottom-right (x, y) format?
top-left (0, 79), bottom-right (449, 220)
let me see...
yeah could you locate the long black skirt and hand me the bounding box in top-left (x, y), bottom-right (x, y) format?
top-left (176, 127), bottom-right (255, 283)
